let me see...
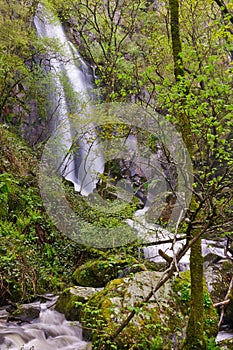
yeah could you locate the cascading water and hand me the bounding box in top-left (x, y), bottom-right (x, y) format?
top-left (0, 299), bottom-right (90, 350)
top-left (34, 1), bottom-right (191, 251)
top-left (34, 4), bottom-right (104, 196)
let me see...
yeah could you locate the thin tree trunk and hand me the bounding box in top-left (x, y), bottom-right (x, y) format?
top-left (168, 0), bottom-right (192, 149)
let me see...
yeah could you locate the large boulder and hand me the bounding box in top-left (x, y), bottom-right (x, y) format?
top-left (81, 270), bottom-right (219, 349)
top-left (73, 255), bottom-right (146, 287)
top-left (204, 255), bottom-right (233, 328)
top-left (55, 286), bottom-right (100, 321)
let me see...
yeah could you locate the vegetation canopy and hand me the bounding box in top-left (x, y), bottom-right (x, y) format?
top-left (0, 0), bottom-right (232, 349)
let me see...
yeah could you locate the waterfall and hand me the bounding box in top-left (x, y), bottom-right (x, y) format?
top-left (34, 5), bottom-right (104, 196)
top-left (35, 4), bottom-right (192, 251)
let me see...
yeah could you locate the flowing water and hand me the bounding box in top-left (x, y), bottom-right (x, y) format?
top-left (0, 299), bottom-right (90, 350)
top-left (1, 299), bottom-right (232, 349)
top-left (34, 4), bottom-right (104, 196)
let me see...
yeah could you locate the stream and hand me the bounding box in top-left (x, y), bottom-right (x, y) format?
top-left (1, 235), bottom-right (232, 350)
top-left (0, 298), bottom-right (90, 350)
top-left (0, 297), bottom-right (232, 349)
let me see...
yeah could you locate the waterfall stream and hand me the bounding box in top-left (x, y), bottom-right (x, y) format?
top-left (0, 299), bottom-right (90, 350)
top-left (34, 4), bottom-right (104, 196)
top-left (33, 1), bottom-right (230, 271)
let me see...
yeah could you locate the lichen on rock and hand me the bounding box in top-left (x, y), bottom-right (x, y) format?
top-left (80, 270), bottom-right (219, 349)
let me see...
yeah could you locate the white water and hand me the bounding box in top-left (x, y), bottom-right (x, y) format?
top-left (216, 331), bottom-right (233, 343)
top-left (34, 5), bottom-right (104, 196)
top-left (0, 300), bottom-right (90, 350)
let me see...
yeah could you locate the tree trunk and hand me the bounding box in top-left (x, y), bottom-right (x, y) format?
top-left (181, 235), bottom-right (206, 349)
top-left (168, 0), bottom-right (192, 149)
top-left (169, 0), bottom-right (184, 80)
top-left (168, 1), bottom-right (206, 348)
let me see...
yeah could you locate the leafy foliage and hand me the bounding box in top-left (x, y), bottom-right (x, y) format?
top-left (0, 1), bottom-right (233, 348)
top-left (0, 125), bottom-right (86, 304)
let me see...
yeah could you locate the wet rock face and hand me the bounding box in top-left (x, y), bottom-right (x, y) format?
top-left (80, 270), bottom-right (219, 349)
top-left (7, 305), bottom-right (40, 323)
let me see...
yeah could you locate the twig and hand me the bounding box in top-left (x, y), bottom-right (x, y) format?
top-left (213, 299), bottom-right (230, 308)
top-left (172, 209), bottom-right (184, 274)
top-left (158, 249), bottom-right (173, 263)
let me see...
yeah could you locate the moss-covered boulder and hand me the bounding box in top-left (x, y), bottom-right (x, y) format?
top-left (55, 286), bottom-right (100, 321)
top-left (73, 255), bottom-right (146, 287)
top-left (81, 270), bottom-right (219, 349)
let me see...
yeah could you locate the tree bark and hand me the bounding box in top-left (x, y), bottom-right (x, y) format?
top-left (169, 1), bottom-right (206, 349)
top-left (168, 0), bottom-right (192, 149)
top-left (181, 234), bottom-right (206, 349)
top-left (169, 0), bottom-right (184, 81)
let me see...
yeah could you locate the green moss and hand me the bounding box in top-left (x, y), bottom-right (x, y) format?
top-left (172, 270), bottom-right (219, 340)
top-left (55, 286), bottom-right (99, 321)
top-left (0, 125), bottom-right (37, 176)
top-left (144, 259), bottom-right (168, 272)
top-left (73, 256), bottom-right (146, 287)
top-left (217, 338), bottom-right (233, 349)
top-left (81, 276), bottom-right (146, 347)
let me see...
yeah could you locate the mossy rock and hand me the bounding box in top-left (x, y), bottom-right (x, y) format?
top-left (223, 288), bottom-right (233, 327)
top-left (144, 259), bottom-right (168, 272)
top-left (81, 270), bottom-right (219, 350)
top-left (204, 259), bottom-right (233, 303)
top-left (73, 255), bottom-right (146, 287)
top-left (55, 286), bottom-right (100, 321)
